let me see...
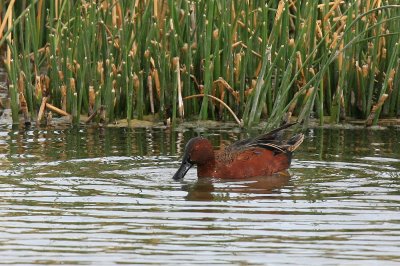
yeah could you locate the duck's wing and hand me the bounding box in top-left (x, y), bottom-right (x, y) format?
top-left (226, 122), bottom-right (303, 154)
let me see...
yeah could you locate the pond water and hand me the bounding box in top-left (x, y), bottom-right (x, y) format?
top-left (0, 124), bottom-right (399, 265)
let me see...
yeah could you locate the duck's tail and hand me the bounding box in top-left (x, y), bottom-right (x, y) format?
top-left (286, 133), bottom-right (304, 152)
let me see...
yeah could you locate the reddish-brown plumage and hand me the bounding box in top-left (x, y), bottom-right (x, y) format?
top-left (173, 123), bottom-right (304, 180)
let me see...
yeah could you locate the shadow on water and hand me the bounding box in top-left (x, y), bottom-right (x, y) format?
top-left (0, 123), bottom-right (400, 264)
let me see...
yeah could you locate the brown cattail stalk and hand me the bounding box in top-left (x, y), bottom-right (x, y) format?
top-left (387, 69), bottom-right (396, 93)
top-left (338, 40), bottom-right (344, 71)
top-left (37, 96), bottom-right (48, 124)
top-left (173, 57), bottom-right (184, 118)
top-left (0, 0), bottom-right (16, 40)
top-left (18, 72), bottom-right (29, 123)
top-left (147, 75), bottom-right (154, 114)
top-left (274, 1), bottom-right (285, 22)
top-left (37, 0), bottom-right (43, 30)
top-left (55, 0), bottom-right (58, 19)
top-left (89, 86), bottom-right (95, 114)
top-left (152, 69), bottom-right (161, 99)
top-left (133, 72), bottom-right (139, 93)
top-left (323, 0), bottom-right (342, 22)
top-left (154, 0), bottom-right (158, 18)
top-left (5, 0), bottom-right (15, 66)
top-left (234, 53), bottom-right (241, 83)
top-left (213, 78), bottom-right (240, 103)
top-left (112, 0), bottom-right (117, 26)
top-left (296, 51), bottom-right (306, 85)
top-left (61, 85), bottom-right (67, 111)
top-left (366, 93), bottom-right (388, 126)
top-left (318, 1), bottom-right (344, 9)
top-left (46, 103), bottom-right (70, 117)
top-left (232, 41), bottom-right (242, 49)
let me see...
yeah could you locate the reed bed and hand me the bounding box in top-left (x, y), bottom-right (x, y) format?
top-left (0, 0), bottom-right (399, 128)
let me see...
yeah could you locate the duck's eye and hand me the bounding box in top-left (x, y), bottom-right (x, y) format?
top-left (187, 156), bottom-right (195, 164)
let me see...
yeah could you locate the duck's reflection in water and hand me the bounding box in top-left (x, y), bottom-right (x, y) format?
top-left (182, 171), bottom-right (291, 201)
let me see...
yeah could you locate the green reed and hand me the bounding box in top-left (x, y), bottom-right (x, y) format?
top-left (1, 0), bottom-right (399, 128)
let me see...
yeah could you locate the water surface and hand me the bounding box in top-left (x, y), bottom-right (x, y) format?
top-left (0, 124), bottom-right (399, 265)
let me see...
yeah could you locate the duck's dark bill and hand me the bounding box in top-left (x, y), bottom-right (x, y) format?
top-left (172, 161), bottom-right (193, 180)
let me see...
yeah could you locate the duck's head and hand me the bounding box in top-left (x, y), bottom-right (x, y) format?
top-left (172, 137), bottom-right (214, 180)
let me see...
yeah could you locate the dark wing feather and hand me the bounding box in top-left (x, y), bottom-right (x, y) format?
top-left (226, 122), bottom-right (299, 154)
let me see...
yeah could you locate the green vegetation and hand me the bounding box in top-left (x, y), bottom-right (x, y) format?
top-left (0, 0), bottom-right (399, 128)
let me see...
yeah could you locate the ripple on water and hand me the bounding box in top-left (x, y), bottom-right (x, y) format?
top-left (0, 126), bottom-right (400, 264)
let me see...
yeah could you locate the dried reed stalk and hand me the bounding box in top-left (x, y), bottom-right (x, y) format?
top-left (366, 93), bottom-right (388, 126)
top-left (184, 94), bottom-right (242, 126)
top-left (46, 103), bottom-right (70, 116)
top-left (0, 0), bottom-right (15, 40)
top-left (37, 96), bottom-right (48, 124)
top-left (173, 57), bottom-right (184, 118)
top-left (147, 75), bottom-right (154, 114)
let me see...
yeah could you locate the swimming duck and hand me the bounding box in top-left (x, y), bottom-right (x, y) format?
top-left (173, 123), bottom-right (304, 180)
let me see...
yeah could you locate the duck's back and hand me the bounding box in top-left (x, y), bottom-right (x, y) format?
top-left (211, 123), bottom-right (304, 178)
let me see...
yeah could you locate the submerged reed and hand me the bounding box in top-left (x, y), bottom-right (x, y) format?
top-left (0, 0), bottom-right (399, 128)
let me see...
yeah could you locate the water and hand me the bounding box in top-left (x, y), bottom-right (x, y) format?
top-left (0, 124), bottom-right (399, 265)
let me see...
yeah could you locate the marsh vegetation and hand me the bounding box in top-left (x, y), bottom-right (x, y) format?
top-left (0, 0), bottom-right (399, 128)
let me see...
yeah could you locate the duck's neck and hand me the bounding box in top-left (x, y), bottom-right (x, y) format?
top-left (196, 155), bottom-right (216, 178)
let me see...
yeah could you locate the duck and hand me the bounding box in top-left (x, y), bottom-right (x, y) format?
top-left (172, 122), bottom-right (304, 180)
